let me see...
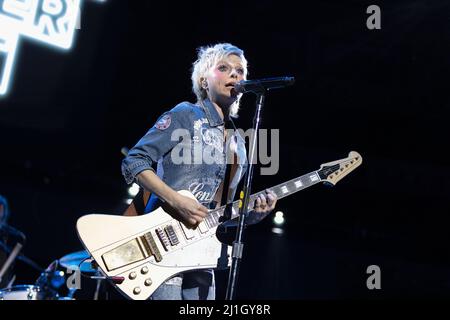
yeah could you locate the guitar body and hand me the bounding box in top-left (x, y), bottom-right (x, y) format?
top-left (76, 190), bottom-right (231, 300)
top-left (76, 151), bottom-right (362, 300)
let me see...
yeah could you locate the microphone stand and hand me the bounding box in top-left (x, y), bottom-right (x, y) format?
top-left (225, 88), bottom-right (266, 300)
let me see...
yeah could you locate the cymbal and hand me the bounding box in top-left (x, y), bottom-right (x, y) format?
top-left (59, 250), bottom-right (97, 274)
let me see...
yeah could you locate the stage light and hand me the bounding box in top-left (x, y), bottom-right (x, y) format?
top-left (273, 211), bottom-right (285, 226)
top-left (0, 0), bottom-right (106, 96)
top-left (271, 227), bottom-right (284, 235)
top-left (128, 183), bottom-right (140, 197)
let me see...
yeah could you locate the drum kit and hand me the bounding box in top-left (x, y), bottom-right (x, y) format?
top-left (1, 198), bottom-right (113, 300)
top-left (0, 250), bottom-right (108, 300)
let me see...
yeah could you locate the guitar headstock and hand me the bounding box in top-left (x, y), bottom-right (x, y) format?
top-left (317, 151), bottom-right (362, 186)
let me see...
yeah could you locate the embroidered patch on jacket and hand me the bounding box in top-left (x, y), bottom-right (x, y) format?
top-left (202, 128), bottom-right (224, 153)
top-left (155, 114), bottom-right (172, 130)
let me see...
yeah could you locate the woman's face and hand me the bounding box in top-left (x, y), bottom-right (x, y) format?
top-left (203, 54), bottom-right (246, 110)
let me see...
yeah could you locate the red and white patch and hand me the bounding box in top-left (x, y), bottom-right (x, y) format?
top-left (155, 114), bottom-right (172, 130)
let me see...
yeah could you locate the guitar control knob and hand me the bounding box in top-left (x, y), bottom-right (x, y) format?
top-left (144, 278), bottom-right (152, 286)
top-left (141, 266), bottom-right (149, 274)
top-left (133, 287), bottom-right (141, 295)
top-left (129, 272), bottom-right (137, 280)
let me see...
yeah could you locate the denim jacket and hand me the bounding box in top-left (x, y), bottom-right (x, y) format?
top-left (121, 99), bottom-right (248, 212)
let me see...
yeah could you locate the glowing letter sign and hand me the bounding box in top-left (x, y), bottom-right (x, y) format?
top-left (0, 0), bottom-right (103, 96)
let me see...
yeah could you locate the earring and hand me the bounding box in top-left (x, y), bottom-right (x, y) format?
top-left (202, 81), bottom-right (208, 89)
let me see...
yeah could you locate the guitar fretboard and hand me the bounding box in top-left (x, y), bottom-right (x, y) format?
top-left (203, 168), bottom-right (334, 229)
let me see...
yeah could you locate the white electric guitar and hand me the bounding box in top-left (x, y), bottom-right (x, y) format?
top-left (76, 151), bottom-right (362, 300)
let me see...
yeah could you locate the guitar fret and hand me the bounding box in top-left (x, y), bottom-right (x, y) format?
top-left (206, 216), bottom-right (213, 228)
top-left (270, 189), bottom-right (282, 199)
top-left (205, 209), bottom-right (221, 229)
top-left (209, 170), bottom-right (324, 222)
top-left (232, 203), bottom-right (240, 217)
top-left (209, 214), bottom-right (215, 227)
top-left (211, 213), bottom-right (218, 226)
top-left (182, 166), bottom-right (344, 235)
top-left (309, 173), bottom-right (319, 182)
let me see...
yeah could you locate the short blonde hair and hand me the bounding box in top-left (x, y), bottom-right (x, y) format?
top-left (191, 43), bottom-right (248, 118)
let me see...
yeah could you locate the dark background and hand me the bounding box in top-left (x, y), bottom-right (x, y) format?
top-left (1, 0), bottom-right (450, 299)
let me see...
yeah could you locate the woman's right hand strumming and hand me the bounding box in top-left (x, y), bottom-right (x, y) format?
top-left (168, 193), bottom-right (209, 228)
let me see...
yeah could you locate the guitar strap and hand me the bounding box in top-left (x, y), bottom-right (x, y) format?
top-left (218, 118), bottom-right (235, 221)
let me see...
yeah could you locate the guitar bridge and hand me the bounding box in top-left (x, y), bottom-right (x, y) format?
top-left (141, 232), bottom-right (162, 262)
top-left (101, 238), bottom-right (149, 271)
top-left (100, 232), bottom-right (163, 271)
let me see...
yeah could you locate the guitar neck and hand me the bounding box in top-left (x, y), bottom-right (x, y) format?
top-left (204, 169), bottom-right (325, 227)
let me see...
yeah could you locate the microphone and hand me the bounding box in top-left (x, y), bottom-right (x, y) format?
top-left (234, 76), bottom-right (295, 93)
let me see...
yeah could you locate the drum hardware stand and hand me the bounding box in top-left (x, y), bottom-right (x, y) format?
top-left (94, 278), bottom-right (102, 300)
top-left (0, 242), bottom-right (22, 286)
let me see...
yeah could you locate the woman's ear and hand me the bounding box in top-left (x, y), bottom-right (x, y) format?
top-left (201, 78), bottom-right (208, 90)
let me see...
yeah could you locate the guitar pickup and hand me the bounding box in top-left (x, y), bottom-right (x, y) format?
top-left (155, 228), bottom-right (170, 252)
top-left (198, 221), bottom-right (209, 234)
top-left (179, 221), bottom-right (195, 240)
top-left (164, 225), bottom-right (180, 246)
